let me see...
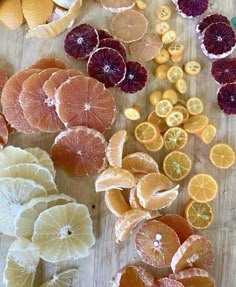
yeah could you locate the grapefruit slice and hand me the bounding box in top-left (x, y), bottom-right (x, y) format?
top-left (40, 269), bottom-right (78, 287)
top-left (0, 68), bottom-right (8, 93)
top-left (28, 57), bottom-right (66, 69)
top-left (20, 68), bottom-right (65, 132)
top-left (55, 75), bottom-right (116, 133)
top-left (0, 113), bottom-right (9, 148)
top-left (51, 126), bottom-right (107, 176)
top-left (0, 0), bottom-right (23, 30)
top-left (101, 0), bottom-right (136, 13)
top-left (1, 69), bottom-right (40, 133)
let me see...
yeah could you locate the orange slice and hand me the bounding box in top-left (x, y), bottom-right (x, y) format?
top-left (162, 89), bottom-right (178, 105)
top-left (147, 111), bottom-right (168, 133)
top-left (106, 130), bottom-right (127, 168)
top-left (188, 174), bottom-right (218, 203)
top-left (166, 111), bottom-right (184, 127)
top-left (184, 199), bottom-right (213, 229)
top-left (186, 97), bottom-right (204, 115)
top-left (101, 0), bottom-right (135, 13)
top-left (196, 124), bottom-right (217, 144)
top-left (209, 143), bottom-right (235, 169)
top-left (110, 10), bottom-right (148, 43)
top-left (171, 234), bottom-right (214, 273)
top-left (155, 99), bottom-right (173, 118)
top-left (122, 152), bottom-right (159, 174)
top-left (124, 105), bottom-right (140, 120)
top-left (173, 106), bottom-right (189, 123)
top-left (154, 48), bottom-right (170, 64)
top-left (158, 278), bottom-right (184, 287)
top-left (148, 90), bottom-right (162, 106)
top-left (144, 135), bottom-right (164, 152)
top-left (135, 220), bottom-right (180, 268)
top-left (104, 189), bottom-right (131, 217)
top-left (95, 167), bottom-right (135, 192)
top-left (135, 121), bottom-right (160, 144)
top-left (183, 115), bottom-right (209, 134)
top-left (167, 66), bottom-right (184, 83)
top-left (0, 0), bottom-right (23, 30)
top-left (163, 127), bottom-right (188, 150)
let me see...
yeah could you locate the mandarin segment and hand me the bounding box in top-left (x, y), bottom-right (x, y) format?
top-left (105, 189), bottom-right (131, 217)
top-left (196, 124), bottom-right (217, 145)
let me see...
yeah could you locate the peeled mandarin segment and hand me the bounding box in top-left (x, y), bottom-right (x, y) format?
top-left (148, 111), bottom-right (169, 133)
top-left (155, 99), bottom-right (173, 118)
top-left (168, 43), bottom-right (184, 56)
top-left (124, 106), bottom-right (141, 120)
top-left (135, 121), bottom-right (160, 144)
top-left (166, 111), bottom-right (184, 127)
top-left (101, 0), bottom-right (136, 13)
top-left (186, 97), bottom-right (204, 115)
top-left (154, 64), bottom-right (170, 79)
top-left (158, 278), bottom-right (184, 287)
top-left (196, 124), bottom-right (217, 145)
top-left (184, 115), bottom-right (209, 134)
top-left (0, 0), bottom-right (23, 30)
top-left (154, 48), bottom-right (170, 64)
top-left (129, 187), bottom-right (144, 210)
top-left (184, 61), bottom-right (201, 76)
top-left (167, 66), bottom-right (184, 83)
top-left (95, 167), bottom-right (135, 192)
top-left (161, 30), bottom-right (177, 45)
top-left (149, 90), bottom-right (162, 106)
top-left (28, 57), bottom-right (66, 69)
top-left (40, 269), bottom-right (78, 287)
top-left (107, 130), bottom-right (127, 168)
top-left (162, 89), bottom-right (178, 105)
top-left (163, 151), bottom-right (192, 181)
top-left (209, 143), bottom-right (235, 169)
top-left (175, 79), bottom-right (187, 94)
top-left (156, 5), bottom-right (172, 21)
top-left (163, 127), bottom-right (188, 150)
top-left (105, 189), bottom-right (131, 217)
top-left (184, 199), bottom-right (213, 229)
top-left (155, 22), bottom-right (170, 35)
top-left (144, 135), bottom-right (164, 152)
top-left (135, 220), bottom-right (180, 268)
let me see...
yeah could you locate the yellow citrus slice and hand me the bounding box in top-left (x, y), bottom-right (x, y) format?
top-left (124, 105), bottom-right (141, 120)
top-left (147, 111), bottom-right (169, 133)
top-left (163, 151), bottom-right (192, 181)
top-left (101, 0), bottom-right (135, 13)
top-left (161, 30), bottom-right (177, 44)
top-left (166, 111), bottom-right (184, 127)
top-left (173, 105), bottom-right (189, 123)
top-left (149, 90), bottom-right (162, 106)
top-left (155, 22), bottom-right (170, 35)
top-left (0, 0), bottom-right (23, 30)
top-left (175, 79), bottom-right (187, 94)
top-left (162, 89), bottom-right (178, 105)
top-left (188, 173), bottom-right (218, 203)
top-left (156, 5), bottom-right (172, 21)
top-left (183, 115), bottom-right (209, 134)
top-left (135, 121), bottom-right (160, 144)
top-left (154, 64), bottom-right (170, 79)
top-left (164, 127), bottom-right (188, 150)
top-left (168, 43), bottom-right (184, 56)
top-left (184, 61), bottom-right (201, 76)
top-left (144, 135), bottom-right (164, 152)
top-left (154, 48), bottom-right (170, 64)
top-left (104, 189), bottom-right (131, 217)
top-left (186, 97), bottom-right (204, 115)
top-left (209, 143), bottom-right (235, 169)
top-left (155, 99), bottom-right (173, 118)
top-left (167, 66), bottom-right (184, 83)
top-left (196, 124), bottom-right (217, 144)
top-left (184, 199), bottom-right (213, 229)
top-left (40, 269), bottom-right (78, 287)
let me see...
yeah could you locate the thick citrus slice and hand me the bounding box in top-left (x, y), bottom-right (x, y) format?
top-left (155, 99), bottom-right (173, 118)
top-left (135, 121), bottom-right (160, 144)
top-left (14, 194), bottom-right (74, 240)
top-left (184, 115), bottom-right (209, 134)
top-left (158, 214), bottom-right (194, 244)
top-left (0, 177), bottom-right (46, 236)
top-left (20, 68), bottom-right (65, 132)
top-left (111, 10), bottom-right (148, 43)
top-left (32, 202), bottom-right (95, 262)
top-left (28, 58), bottom-right (66, 69)
top-left (129, 187), bottom-right (144, 210)
top-left (186, 97), bottom-right (204, 115)
top-left (104, 189), bottom-right (131, 217)
top-left (166, 111), bottom-right (184, 127)
top-left (40, 269), bottom-right (77, 287)
top-left (55, 75), bottom-right (116, 132)
top-left (171, 234), bottom-right (214, 273)
top-left (101, 0), bottom-right (135, 13)
top-left (0, 0), bottom-right (23, 30)
top-left (184, 199), bottom-right (213, 229)
top-left (115, 209), bottom-right (150, 242)
top-left (163, 151), bottom-right (192, 181)
top-left (122, 152), bottom-right (159, 174)
top-left (148, 111), bottom-right (168, 133)
top-left (135, 220), bottom-right (180, 268)
top-left (3, 238), bottom-right (40, 287)
top-left (1, 69), bottom-right (40, 133)
top-left (0, 113), bottom-right (9, 148)
top-left (209, 143), bottom-right (235, 169)
top-left (106, 130), bottom-right (127, 168)
top-left (184, 61), bottom-right (202, 76)
top-left (164, 127), bottom-right (188, 150)
top-left (157, 278), bottom-right (184, 287)
top-left (0, 68), bottom-right (8, 93)
top-left (196, 124), bottom-right (217, 144)
top-left (144, 135), bottom-right (164, 152)
top-left (51, 126), bottom-right (107, 176)
top-left (95, 167), bottom-right (135, 192)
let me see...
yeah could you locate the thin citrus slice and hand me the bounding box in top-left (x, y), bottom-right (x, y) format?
top-left (14, 194), bottom-right (75, 240)
top-left (95, 167), bottom-right (135, 192)
top-left (28, 58), bottom-right (66, 69)
top-left (115, 209), bottom-right (150, 242)
top-left (135, 220), bottom-right (180, 268)
top-left (101, 0), bottom-right (135, 13)
top-left (111, 10), bottom-right (148, 43)
top-left (209, 143), bottom-right (235, 169)
top-left (0, 177), bottom-right (46, 236)
top-left (184, 199), bottom-right (213, 229)
top-left (166, 111), bottom-right (184, 127)
top-left (144, 135), bottom-right (164, 152)
top-left (124, 105), bottom-right (141, 120)
top-left (163, 151), bottom-right (192, 181)
top-left (173, 106), bottom-right (189, 123)
top-left (0, 0), bottom-right (23, 30)
top-left (164, 127), bottom-right (188, 151)
top-left (32, 202), bottom-right (95, 262)
top-left (196, 124), bottom-right (217, 144)
top-left (167, 66), bottom-right (184, 83)
top-left (40, 269), bottom-right (78, 287)
top-left (147, 111), bottom-right (168, 133)
top-left (107, 130), bottom-right (127, 168)
top-left (51, 126), bottom-right (107, 176)
top-left (183, 115), bottom-right (209, 134)
top-left (135, 121), bottom-right (160, 144)
top-left (186, 97), bottom-right (204, 115)
top-left (122, 152), bottom-right (159, 174)
top-left (158, 214), bottom-right (194, 244)
top-left (157, 278), bottom-right (184, 287)
top-left (155, 99), bottom-right (173, 118)
top-left (3, 238), bottom-right (40, 287)
top-left (104, 189), bottom-right (131, 217)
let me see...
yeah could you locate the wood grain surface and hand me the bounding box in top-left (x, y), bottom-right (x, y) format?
top-left (0, 1), bottom-right (235, 286)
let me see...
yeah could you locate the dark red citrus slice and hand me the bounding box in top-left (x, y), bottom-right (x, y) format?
top-left (97, 29), bottom-right (113, 41)
top-left (99, 38), bottom-right (126, 60)
top-left (64, 24), bottom-right (99, 59)
top-left (211, 57), bottom-right (236, 84)
top-left (0, 113), bottom-right (8, 148)
top-left (43, 69), bottom-right (82, 99)
top-left (118, 61), bottom-right (147, 93)
top-left (20, 68), bottom-right (65, 132)
top-left (217, 82), bottom-right (236, 114)
top-left (196, 13), bottom-right (230, 34)
top-left (28, 57), bottom-right (66, 69)
top-left (0, 68), bottom-right (8, 94)
top-left (55, 75), bottom-right (116, 132)
top-left (176, 0), bottom-right (209, 18)
top-left (201, 22), bottom-right (236, 59)
top-left (135, 220), bottom-right (180, 268)
top-left (87, 47), bottom-right (126, 88)
top-left (51, 126), bottom-right (107, 176)
top-left (157, 278), bottom-right (184, 287)
top-left (1, 69), bottom-right (39, 134)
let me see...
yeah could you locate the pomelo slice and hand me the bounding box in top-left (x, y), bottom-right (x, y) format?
top-left (55, 75), bottom-right (116, 132)
top-left (28, 57), bottom-right (66, 69)
top-left (0, 67), bottom-right (8, 93)
top-left (1, 69), bottom-right (40, 133)
top-left (51, 126), bottom-right (107, 176)
top-left (40, 269), bottom-right (78, 287)
top-left (20, 68), bottom-right (65, 132)
top-left (0, 113), bottom-right (9, 148)
top-left (0, 0), bottom-right (23, 30)
top-left (101, 0), bottom-right (136, 13)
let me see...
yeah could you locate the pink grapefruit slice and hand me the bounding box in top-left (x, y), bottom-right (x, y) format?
top-left (55, 75), bottom-right (116, 133)
top-left (51, 126), bottom-right (107, 176)
top-left (0, 113), bottom-right (8, 148)
top-left (20, 68), bottom-right (65, 132)
top-left (101, 0), bottom-right (136, 13)
top-left (28, 57), bottom-right (66, 69)
top-left (0, 68), bottom-right (8, 94)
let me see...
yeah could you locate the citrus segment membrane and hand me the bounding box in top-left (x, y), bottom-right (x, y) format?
top-left (40, 269), bottom-right (78, 287)
top-left (101, 0), bottom-right (136, 13)
top-left (28, 58), bottom-right (66, 69)
top-left (105, 189), bottom-right (131, 217)
top-left (53, 0), bottom-right (74, 9)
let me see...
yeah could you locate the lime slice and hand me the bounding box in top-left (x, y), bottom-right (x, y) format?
top-left (40, 269), bottom-right (78, 287)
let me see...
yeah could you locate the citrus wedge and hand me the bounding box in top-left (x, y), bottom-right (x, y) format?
top-left (209, 143), bottom-right (235, 169)
top-left (124, 105), bottom-right (141, 120)
top-left (105, 189), bottom-right (131, 217)
top-left (40, 269), bottom-right (78, 287)
top-left (135, 121), bottom-right (160, 144)
top-left (164, 127), bottom-right (188, 150)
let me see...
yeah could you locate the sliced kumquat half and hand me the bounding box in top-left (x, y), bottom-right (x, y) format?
top-left (155, 99), bottom-right (173, 118)
top-left (105, 189), bottom-right (131, 217)
top-left (164, 127), bottom-right (188, 151)
top-left (183, 115), bottom-right (209, 134)
top-left (209, 143), bottom-right (235, 169)
top-left (186, 97), bottom-right (204, 115)
top-left (196, 124), bottom-right (217, 145)
top-left (147, 111), bottom-right (168, 133)
top-left (173, 105), bottom-right (189, 123)
top-left (168, 43), bottom-right (184, 56)
top-left (156, 5), bottom-right (172, 21)
top-left (167, 66), bottom-right (184, 83)
top-left (166, 111), bottom-right (184, 127)
top-left (135, 121), bottom-right (160, 144)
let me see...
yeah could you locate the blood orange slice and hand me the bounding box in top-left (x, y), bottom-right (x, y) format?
top-left (175, 0), bottom-right (209, 18)
top-left (97, 29), bottom-right (113, 41)
top-left (196, 13), bottom-right (230, 35)
top-left (20, 68), bottom-right (65, 132)
top-left (99, 38), bottom-right (127, 60)
top-left (0, 68), bottom-right (8, 94)
top-left (55, 75), bottom-right (116, 133)
top-left (135, 220), bottom-right (180, 268)
top-left (1, 69), bottom-right (39, 133)
top-left (157, 278), bottom-right (184, 287)
top-left (211, 57), bottom-right (236, 84)
top-left (217, 83), bottom-right (236, 114)
top-left (28, 57), bottom-right (66, 69)
top-left (0, 113), bottom-right (8, 148)
top-left (51, 126), bottom-right (107, 176)
top-left (101, 0), bottom-right (136, 13)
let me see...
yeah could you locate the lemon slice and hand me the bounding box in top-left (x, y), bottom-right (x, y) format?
top-left (15, 194), bottom-right (75, 240)
top-left (0, 177), bottom-right (46, 236)
top-left (25, 147), bottom-right (56, 179)
top-left (32, 202), bottom-right (95, 263)
top-left (40, 269), bottom-right (78, 287)
top-left (0, 163), bottom-right (58, 194)
top-left (3, 238), bottom-right (40, 287)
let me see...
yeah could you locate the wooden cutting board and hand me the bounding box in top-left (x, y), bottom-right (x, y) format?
top-left (0, 1), bottom-right (235, 286)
